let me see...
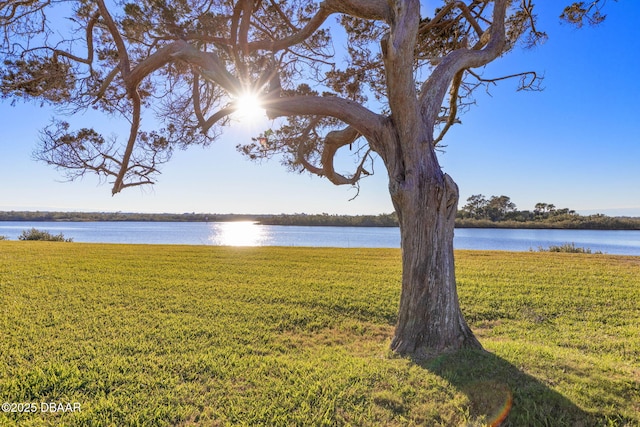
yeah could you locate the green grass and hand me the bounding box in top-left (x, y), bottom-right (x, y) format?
top-left (0, 242), bottom-right (638, 426)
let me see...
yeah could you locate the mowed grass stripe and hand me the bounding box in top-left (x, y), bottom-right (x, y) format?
top-left (0, 242), bottom-right (638, 426)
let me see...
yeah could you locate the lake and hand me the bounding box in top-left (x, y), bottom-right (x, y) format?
top-left (1, 221), bottom-right (640, 255)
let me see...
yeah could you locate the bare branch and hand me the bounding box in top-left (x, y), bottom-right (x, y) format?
top-left (467, 68), bottom-right (543, 92)
top-left (50, 10), bottom-right (99, 66)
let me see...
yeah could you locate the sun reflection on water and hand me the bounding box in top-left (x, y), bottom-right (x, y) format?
top-left (208, 221), bottom-right (265, 246)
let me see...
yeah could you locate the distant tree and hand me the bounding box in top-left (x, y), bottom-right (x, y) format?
top-left (486, 195), bottom-right (517, 221)
top-left (0, 1), bottom-right (613, 357)
top-left (534, 202), bottom-right (557, 218)
top-left (534, 203), bottom-right (549, 215)
top-left (461, 194), bottom-right (516, 221)
top-left (461, 194), bottom-right (489, 220)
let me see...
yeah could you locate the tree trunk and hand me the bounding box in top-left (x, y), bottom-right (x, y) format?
top-left (389, 167), bottom-right (482, 358)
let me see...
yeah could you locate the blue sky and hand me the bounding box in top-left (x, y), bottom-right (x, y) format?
top-left (1, 2), bottom-right (639, 215)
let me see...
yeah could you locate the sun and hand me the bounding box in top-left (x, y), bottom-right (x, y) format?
top-left (233, 92), bottom-right (265, 121)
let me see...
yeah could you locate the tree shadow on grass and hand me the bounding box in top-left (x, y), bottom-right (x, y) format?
top-left (417, 349), bottom-right (597, 427)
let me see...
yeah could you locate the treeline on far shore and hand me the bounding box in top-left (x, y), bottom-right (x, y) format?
top-left (0, 211), bottom-right (258, 223)
top-left (454, 216), bottom-right (640, 230)
top-left (1, 209), bottom-right (640, 230)
top-left (0, 211), bottom-right (399, 227)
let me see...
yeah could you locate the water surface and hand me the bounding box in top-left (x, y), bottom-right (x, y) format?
top-left (1, 221), bottom-right (639, 255)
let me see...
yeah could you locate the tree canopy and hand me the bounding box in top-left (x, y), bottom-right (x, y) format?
top-left (1, 0), bottom-right (609, 194)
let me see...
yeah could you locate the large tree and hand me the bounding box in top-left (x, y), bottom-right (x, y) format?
top-left (0, 0), bottom-right (608, 357)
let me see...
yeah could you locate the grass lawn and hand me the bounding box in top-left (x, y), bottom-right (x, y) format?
top-left (0, 242), bottom-right (638, 426)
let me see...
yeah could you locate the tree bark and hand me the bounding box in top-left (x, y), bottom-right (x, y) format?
top-left (389, 160), bottom-right (482, 358)
top-left (378, 0), bottom-right (511, 359)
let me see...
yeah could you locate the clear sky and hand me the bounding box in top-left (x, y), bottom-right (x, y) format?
top-left (1, 2), bottom-right (639, 216)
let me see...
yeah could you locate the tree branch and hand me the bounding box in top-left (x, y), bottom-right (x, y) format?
top-left (264, 95), bottom-right (385, 147)
top-left (111, 89), bottom-right (141, 194)
top-left (96, 0), bottom-right (131, 78)
top-left (92, 66), bottom-right (120, 104)
top-left (238, 0), bottom-right (253, 56)
top-left (419, 0), bottom-right (509, 126)
top-left (248, 0), bottom-right (390, 53)
top-left (50, 10), bottom-right (99, 66)
top-left (268, 0), bottom-right (299, 33)
top-left (0, 0), bottom-right (50, 24)
top-left (420, 1), bottom-right (484, 40)
top-left (434, 68), bottom-right (464, 146)
top-left (323, 0), bottom-right (390, 21)
top-left (560, 0), bottom-right (609, 27)
top-left (320, 126), bottom-right (368, 185)
top-left (247, 3), bottom-right (332, 53)
top-left (118, 40), bottom-right (242, 97)
top-left (295, 120), bottom-right (372, 186)
top-left (381, 0), bottom-right (421, 134)
top-left (295, 117), bottom-right (325, 176)
top-left (467, 68), bottom-right (543, 92)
